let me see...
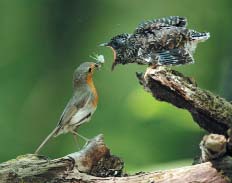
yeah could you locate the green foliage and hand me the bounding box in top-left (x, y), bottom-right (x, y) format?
top-left (0, 0), bottom-right (231, 171)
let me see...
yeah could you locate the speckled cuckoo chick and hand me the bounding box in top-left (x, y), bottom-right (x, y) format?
top-left (100, 16), bottom-right (210, 70)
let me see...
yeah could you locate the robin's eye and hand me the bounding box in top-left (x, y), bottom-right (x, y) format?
top-left (88, 68), bottom-right (92, 72)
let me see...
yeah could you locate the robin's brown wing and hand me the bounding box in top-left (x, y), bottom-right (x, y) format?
top-left (135, 16), bottom-right (187, 34)
top-left (56, 91), bottom-right (91, 129)
top-left (34, 91), bottom-right (92, 153)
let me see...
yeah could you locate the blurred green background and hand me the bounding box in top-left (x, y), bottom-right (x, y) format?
top-left (0, 0), bottom-right (231, 172)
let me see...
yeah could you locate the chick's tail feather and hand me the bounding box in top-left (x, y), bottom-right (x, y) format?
top-left (34, 126), bottom-right (60, 154)
top-left (191, 31), bottom-right (210, 42)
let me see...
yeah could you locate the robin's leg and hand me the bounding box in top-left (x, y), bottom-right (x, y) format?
top-left (71, 130), bottom-right (89, 142)
top-left (73, 133), bottom-right (78, 144)
top-left (72, 133), bottom-right (81, 150)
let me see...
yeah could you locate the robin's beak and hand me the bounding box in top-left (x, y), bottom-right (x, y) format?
top-left (94, 63), bottom-right (101, 70)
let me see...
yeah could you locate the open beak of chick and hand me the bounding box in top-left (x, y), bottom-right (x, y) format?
top-left (99, 43), bottom-right (118, 71)
top-left (111, 61), bottom-right (118, 71)
top-left (99, 43), bottom-right (109, 47)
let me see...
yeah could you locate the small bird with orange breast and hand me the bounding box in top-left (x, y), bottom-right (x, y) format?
top-left (35, 59), bottom-right (103, 154)
top-left (100, 16), bottom-right (210, 70)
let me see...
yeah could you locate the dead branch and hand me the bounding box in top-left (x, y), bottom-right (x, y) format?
top-left (136, 67), bottom-right (232, 135)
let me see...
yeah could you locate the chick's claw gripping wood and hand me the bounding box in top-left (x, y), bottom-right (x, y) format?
top-left (100, 16), bottom-right (210, 70)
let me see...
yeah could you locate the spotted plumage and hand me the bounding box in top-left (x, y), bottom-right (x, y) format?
top-left (101, 16), bottom-right (210, 70)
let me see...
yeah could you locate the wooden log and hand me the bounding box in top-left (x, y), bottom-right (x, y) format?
top-left (0, 134), bottom-right (231, 183)
top-left (136, 67), bottom-right (232, 135)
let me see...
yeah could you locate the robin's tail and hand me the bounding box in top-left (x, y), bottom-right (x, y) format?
top-left (34, 126), bottom-right (60, 154)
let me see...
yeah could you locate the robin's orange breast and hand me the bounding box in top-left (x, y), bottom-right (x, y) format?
top-left (86, 72), bottom-right (98, 107)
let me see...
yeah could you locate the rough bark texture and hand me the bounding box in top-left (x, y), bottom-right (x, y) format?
top-left (0, 135), bottom-right (124, 183)
top-left (136, 67), bottom-right (232, 135)
top-left (0, 134), bottom-right (231, 183)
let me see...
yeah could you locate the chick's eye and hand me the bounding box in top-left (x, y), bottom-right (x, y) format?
top-left (88, 67), bottom-right (92, 72)
top-left (112, 42), bottom-right (118, 47)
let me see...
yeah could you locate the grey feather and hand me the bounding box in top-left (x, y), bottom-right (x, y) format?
top-left (153, 49), bottom-right (194, 65)
top-left (56, 90), bottom-right (91, 134)
top-left (135, 16), bottom-right (187, 34)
